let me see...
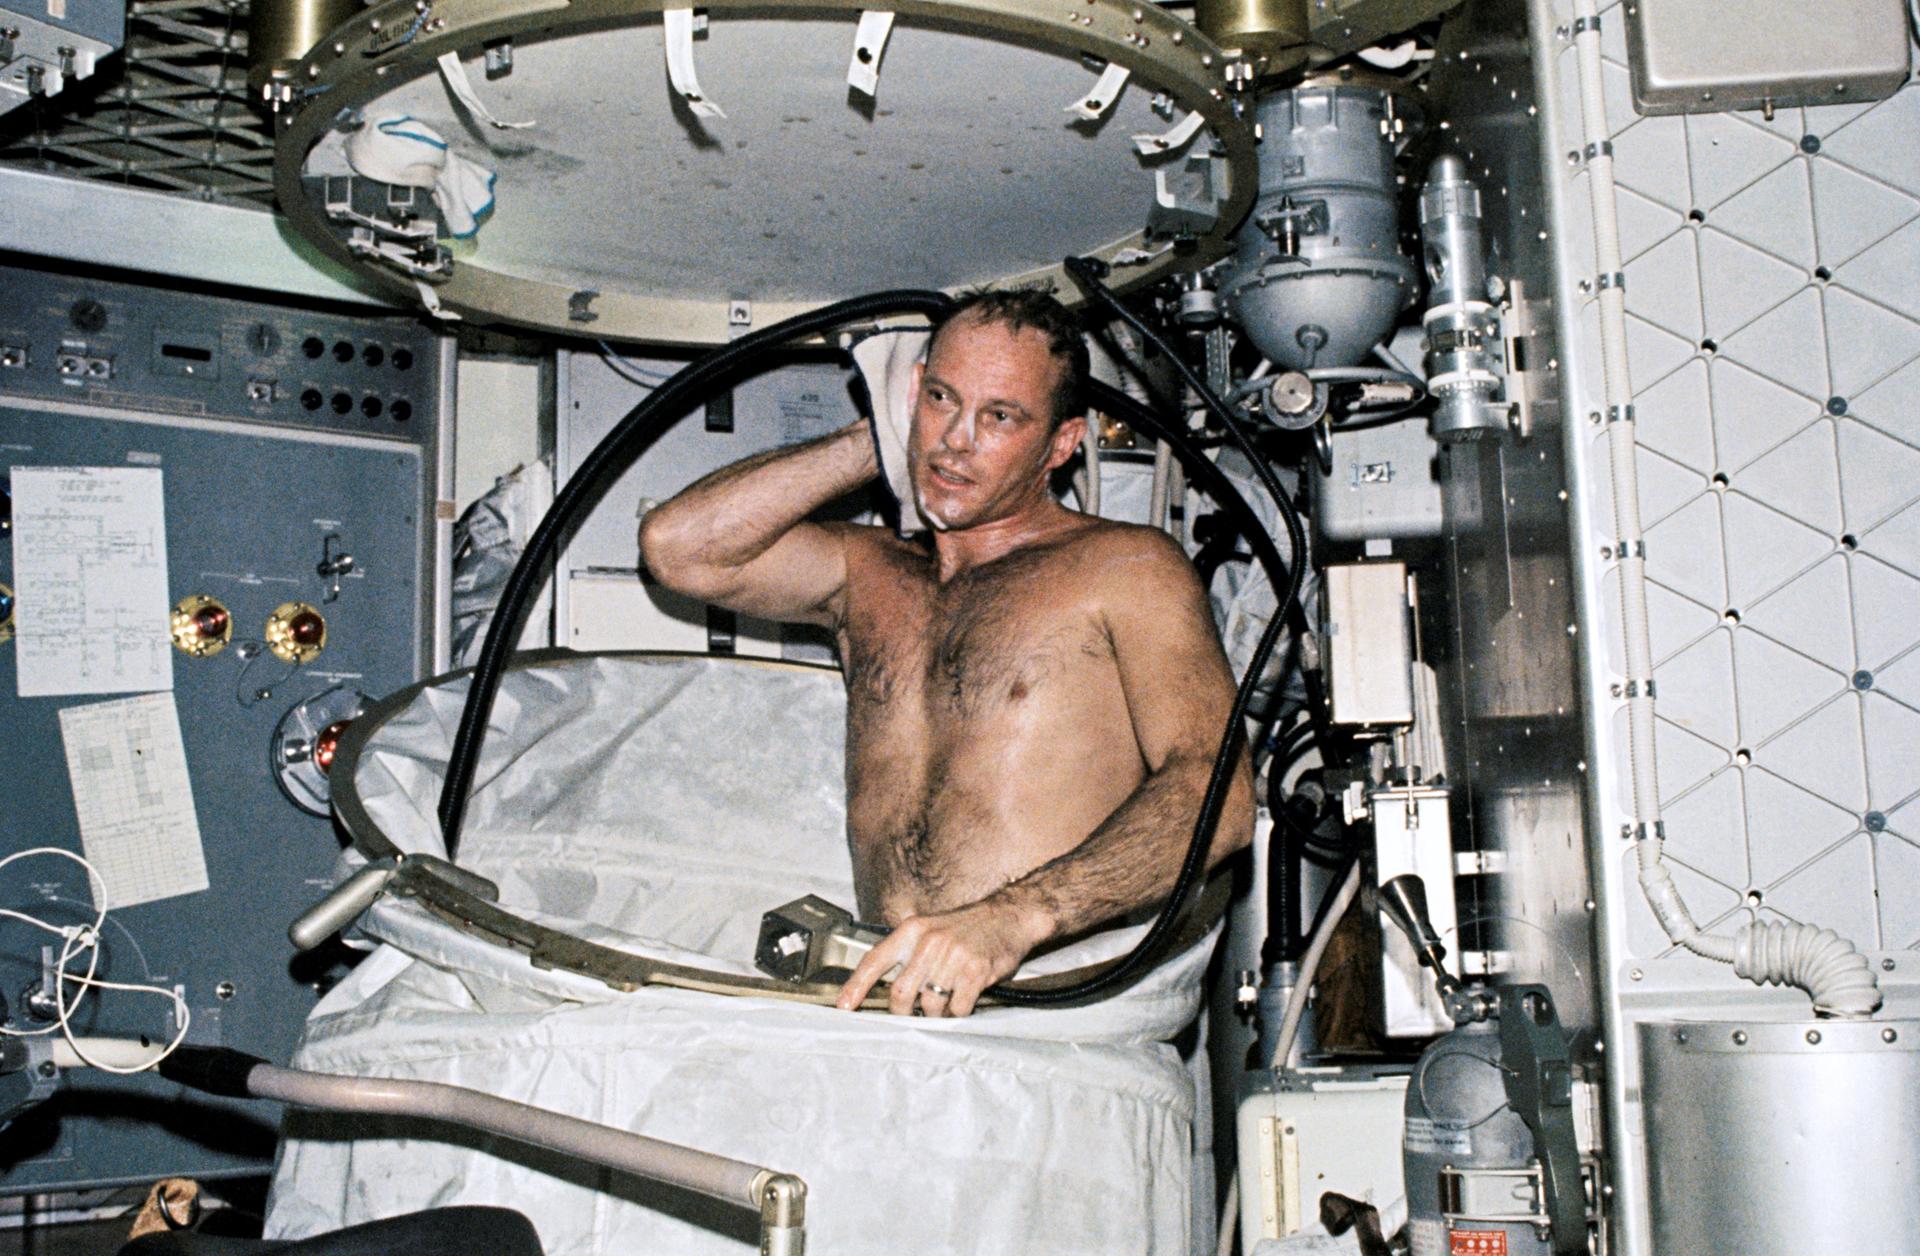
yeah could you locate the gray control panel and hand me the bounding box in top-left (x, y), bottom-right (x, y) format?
top-left (0, 266), bottom-right (437, 442)
top-left (0, 260), bottom-right (448, 1193)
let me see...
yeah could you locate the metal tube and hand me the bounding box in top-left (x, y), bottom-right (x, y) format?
top-left (245, 1063), bottom-right (775, 1209)
top-left (757, 1173), bottom-right (809, 1256)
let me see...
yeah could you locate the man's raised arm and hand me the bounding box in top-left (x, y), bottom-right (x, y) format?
top-left (839, 527), bottom-right (1254, 1016)
top-left (638, 420), bottom-right (879, 627)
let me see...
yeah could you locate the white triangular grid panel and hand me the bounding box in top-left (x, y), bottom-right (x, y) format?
top-left (1582, 57), bottom-right (1920, 958)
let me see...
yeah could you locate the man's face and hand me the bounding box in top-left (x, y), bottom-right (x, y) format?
top-left (907, 315), bottom-right (1085, 532)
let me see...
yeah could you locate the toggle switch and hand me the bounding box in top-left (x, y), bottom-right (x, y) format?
top-left (316, 533), bottom-right (355, 603)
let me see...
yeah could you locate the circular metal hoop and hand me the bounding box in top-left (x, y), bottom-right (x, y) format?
top-left (272, 0), bottom-right (1259, 343)
top-left (327, 649), bottom-right (1229, 1005)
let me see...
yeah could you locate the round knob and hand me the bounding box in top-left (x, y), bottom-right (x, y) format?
top-left (193, 603), bottom-right (230, 639)
top-left (171, 595), bottom-right (233, 657)
top-left (69, 299), bottom-right (108, 333)
top-left (313, 719), bottom-right (352, 775)
top-left (1270, 371), bottom-right (1316, 415)
top-left (265, 601), bottom-right (326, 662)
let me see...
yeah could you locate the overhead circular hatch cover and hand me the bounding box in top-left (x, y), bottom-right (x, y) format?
top-left (271, 1), bottom-right (1259, 342)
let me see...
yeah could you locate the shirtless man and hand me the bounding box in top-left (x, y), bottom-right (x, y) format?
top-left (639, 290), bottom-right (1253, 1018)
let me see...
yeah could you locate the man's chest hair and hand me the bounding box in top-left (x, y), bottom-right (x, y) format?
top-left (847, 544), bottom-right (1116, 718)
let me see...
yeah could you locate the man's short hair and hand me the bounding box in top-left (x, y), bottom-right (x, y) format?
top-left (928, 287), bottom-right (1089, 428)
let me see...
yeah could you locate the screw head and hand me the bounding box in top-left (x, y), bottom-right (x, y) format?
top-left (1732, 1030), bottom-right (1749, 1045)
top-left (1806, 1029), bottom-right (1823, 1045)
top-left (1853, 670), bottom-right (1874, 690)
top-left (1884, 1028), bottom-right (1899, 1043)
top-left (1800, 134), bottom-right (1821, 153)
top-left (1630, 968), bottom-right (1644, 981)
top-left (216, 981), bottom-right (237, 1000)
top-left (1882, 958), bottom-right (1897, 972)
top-left (1866, 811), bottom-right (1888, 833)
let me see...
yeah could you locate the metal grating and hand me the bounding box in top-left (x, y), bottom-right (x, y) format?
top-left (0, 0), bottom-right (275, 204)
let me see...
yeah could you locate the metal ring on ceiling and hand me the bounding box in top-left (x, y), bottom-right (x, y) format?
top-left (270, 0), bottom-right (1260, 344)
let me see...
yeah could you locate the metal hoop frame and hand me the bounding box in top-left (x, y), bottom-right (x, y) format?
top-left (270, 0), bottom-right (1261, 343)
top-left (326, 649), bottom-right (1230, 1006)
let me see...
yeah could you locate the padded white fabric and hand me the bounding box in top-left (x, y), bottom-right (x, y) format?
top-left (266, 654), bottom-right (1216, 1254)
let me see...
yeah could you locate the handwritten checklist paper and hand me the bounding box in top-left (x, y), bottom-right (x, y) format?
top-left (56, 693), bottom-right (209, 908)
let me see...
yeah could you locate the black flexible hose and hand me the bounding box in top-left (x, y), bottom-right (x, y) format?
top-left (1262, 722), bottom-right (1319, 965)
top-left (430, 273), bottom-right (1306, 1010)
top-left (435, 290), bottom-right (955, 853)
top-left (983, 260), bottom-right (1313, 1005)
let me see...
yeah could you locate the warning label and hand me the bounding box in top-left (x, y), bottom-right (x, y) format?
top-left (1449, 1231), bottom-right (1509, 1255)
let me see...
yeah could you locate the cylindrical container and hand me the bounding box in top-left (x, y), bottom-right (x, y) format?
top-left (1194, 0), bottom-right (1311, 68)
top-left (1418, 154), bottom-right (1506, 443)
top-left (1402, 1019), bottom-right (1553, 1256)
top-left (1639, 1018), bottom-right (1920, 1255)
top-left (1223, 79), bottom-right (1419, 372)
top-left (249, 0), bottom-right (362, 91)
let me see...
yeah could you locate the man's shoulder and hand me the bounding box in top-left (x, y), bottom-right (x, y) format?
top-left (836, 522), bottom-right (931, 581)
top-left (1059, 518), bottom-right (1200, 585)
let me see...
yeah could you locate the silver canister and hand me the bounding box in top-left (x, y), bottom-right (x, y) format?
top-left (1418, 154), bottom-right (1507, 443)
top-left (1223, 79), bottom-right (1419, 371)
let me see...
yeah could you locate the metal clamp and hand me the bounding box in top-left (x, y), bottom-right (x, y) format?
top-left (1622, 678), bottom-right (1657, 699)
top-left (1495, 986), bottom-right (1588, 1253)
top-left (1614, 539), bottom-right (1645, 559)
top-left (1570, 14), bottom-right (1601, 36)
top-left (1438, 1163), bottom-right (1551, 1227)
top-left (755, 896), bottom-right (889, 983)
top-left (1583, 140), bottom-right (1613, 161)
top-left (1605, 404), bottom-right (1635, 424)
top-left (1595, 271), bottom-right (1626, 292)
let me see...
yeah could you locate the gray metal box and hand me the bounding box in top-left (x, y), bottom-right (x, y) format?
top-left (1313, 415), bottom-right (1446, 544)
top-left (1627, 0), bottom-right (1911, 116)
top-left (0, 261), bottom-right (448, 1193)
top-left (1323, 561), bottom-right (1415, 727)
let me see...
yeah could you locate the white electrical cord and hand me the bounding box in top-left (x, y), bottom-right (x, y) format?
top-left (1077, 412), bottom-right (1102, 517)
top-left (0, 848), bottom-right (191, 1073)
top-left (1268, 861), bottom-right (1364, 1070)
top-left (1215, 1176), bottom-right (1240, 1256)
top-left (597, 341), bottom-right (676, 388)
top-left (1568, 2), bottom-right (1879, 1017)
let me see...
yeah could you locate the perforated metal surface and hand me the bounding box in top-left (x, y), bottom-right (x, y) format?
top-left (270, 0), bottom-right (1259, 342)
top-left (1537, 5), bottom-right (1920, 1251)
top-left (1558, 8), bottom-right (1920, 966)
